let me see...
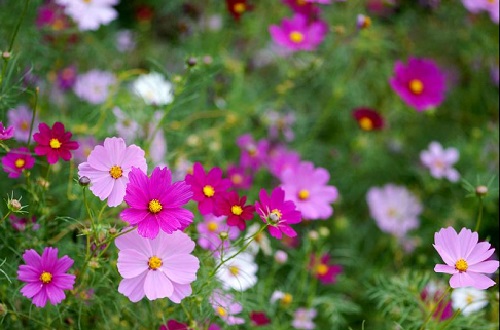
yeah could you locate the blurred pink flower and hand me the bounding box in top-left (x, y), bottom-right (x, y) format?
top-left (310, 253), bottom-right (343, 285)
top-left (78, 137), bottom-right (147, 207)
top-left (56, 0), bottom-right (119, 31)
top-left (227, 164), bottom-right (253, 190)
top-left (7, 105), bottom-right (39, 143)
top-left (292, 308), bottom-right (316, 329)
top-left (116, 229), bottom-right (199, 303)
top-left (1, 147), bottom-right (35, 178)
top-left (197, 214), bottom-right (240, 252)
top-left (120, 167), bottom-right (193, 240)
top-left (74, 70), bottom-right (116, 104)
top-left (112, 107), bottom-right (142, 143)
top-left (462, 0), bottom-right (499, 23)
top-left (420, 141), bottom-right (460, 182)
top-left (210, 289), bottom-right (245, 325)
top-left (57, 65), bottom-right (77, 90)
top-left (9, 215), bottom-right (39, 231)
top-left (270, 14), bottom-right (328, 51)
top-left (237, 134), bottom-right (270, 171)
top-left (420, 282), bottom-right (453, 321)
top-left (433, 227), bottom-right (499, 290)
top-left (267, 146), bottom-right (301, 180)
top-left (282, 0), bottom-right (320, 16)
top-left (0, 122), bottom-right (14, 140)
top-left (73, 136), bottom-right (99, 164)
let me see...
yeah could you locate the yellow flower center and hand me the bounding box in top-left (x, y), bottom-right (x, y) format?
top-left (254, 232), bottom-right (263, 243)
top-left (269, 209), bottom-right (282, 223)
top-left (207, 221), bottom-right (218, 232)
top-left (296, 0), bottom-right (307, 5)
top-left (14, 158), bottom-right (26, 169)
top-left (387, 207), bottom-right (398, 218)
top-left (359, 117), bottom-right (373, 131)
top-left (231, 174), bottom-right (243, 185)
top-left (49, 138), bottom-right (62, 149)
top-left (361, 17), bottom-right (372, 29)
top-left (316, 263), bottom-right (329, 276)
top-left (281, 293), bottom-right (293, 305)
top-left (83, 0), bottom-right (92, 3)
top-left (203, 185), bottom-right (215, 197)
top-left (409, 79), bottom-right (424, 95)
top-left (109, 165), bottom-right (123, 179)
top-left (231, 205), bottom-right (243, 216)
top-left (217, 306), bottom-right (227, 317)
top-left (21, 121), bottom-right (29, 131)
top-left (234, 3), bottom-right (246, 13)
top-left (466, 294), bottom-right (474, 304)
top-left (40, 271), bottom-right (53, 284)
top-left (455, 258), bottom-right (468, 272)
top-left (148, 199), bottom-right (163, 214)
top-left (298, 189), bottom-right (310, 201)
top-left (148, 256), bottom-right (163, 270)
top-left (289, 31), bottom-right (304, 43)
top-left (229, 265), bottom-right (240, 276)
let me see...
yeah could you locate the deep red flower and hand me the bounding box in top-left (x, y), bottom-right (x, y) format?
top-left (310, 253), bottom-right (343, 285)
top-left (216, 190), bottom-right (255, 230)
top-left (226, 0), bottom-right (253, 21)
top-left (250, 311), bottom-right (271, 326)
top-left (159, 319), bottom-right (191, 330)
top-left (33, 122), bottom-right (79, 164)
top-left (352, 107), bottom-right (384, 131)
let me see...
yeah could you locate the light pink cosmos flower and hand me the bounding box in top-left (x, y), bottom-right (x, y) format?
top-left (7, 104), bottom-right (39, 143)
top-left (236, 134), bottom-right (270, 171)
top-left (73, 70), bottom-right (116, 104)
top-left (197, 214), bottom-right (240, 252)
top-left (78, 137), bottom-right (147, 207)
top-left (281, 161), bottom-right (338, 220)
top-left (120, 167), bottom-right (193, 240)
top-left (366, 184), bottom-right (422, 237)
top-left (292, 308), bottom-right (317, 329)
top-left (56, 0), bottom-right (119, 31)
top-left (267, 146), bottom-right (301, 180)
top-left (209, 289), bottom-right (245, 325)
top-left (433, 227), bottom-right (499, 290)
top-left (420, 141), bottom-right (460, 182)
top-left (462, 0), bottom-right (499, 24)
top-left (116, 229), bottom-right (200, 303)
top-left (17, 247), bottom-right (76, 308)
top-left (270, 14), bottom-right (328, 51)
top-left (73, 136), bottom-right (99, 164)
top-left (112, 107), bottom-right (142, 143)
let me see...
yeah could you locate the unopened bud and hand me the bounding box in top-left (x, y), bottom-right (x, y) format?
top-left (186, 57), bottom-right (198, 67)
top-left (308, 230), bottom-right (319, 241)
top-left (8, 199), bottom-right (22, 211)
top-left (274, 250), bottom-right (288, 264)
top-left (219, 231), bottom-right (229, 241)
top-left (0, 303), bottom-right (7, 316)
top-left (108, 227), bottom-right (118, 235)
top-left (475, 185), bottom-right (488, 197)
top-left (79, 176), bottom-right (91, 186)
top-left (2, 51), bottom-right (11, 59)
top-left (88, 259), bottom-right (99, 269)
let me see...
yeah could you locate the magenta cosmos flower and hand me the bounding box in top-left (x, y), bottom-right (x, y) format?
top-left (389, 57), bottom-right (447, 111)
top-left (255, 187), bottom-right (302, 239)
top-left (120, 167), bottom-right (193, 240)
top-left (17, 247), bottom-right (76, 308)
top-left (116, 229), bottom-right (200, 303)
top-left (282, 0), bottom-right (320, 16)
top-left (433, 227), bottom-right (499, 290)
top-left (2, 147), bottom-right (35, 178)
top-left (185, 162), bottom-right (231, 215)
top-left (0, 122), bottom-right (14, 140)
top-left (215, 191), bottom-right (255, 230)
top-left (209, 289), bottom-right (245, 325)
top-left (270, 14), bottom-right (328, 51)
top-left (78, 137), bottom-right (147, 207)
top-left (236, 134), bottom-right (270, 171)
top-left (310, 253), bottom-right (343, 285)
top-left (280, 161), bottom-right (338, 220)
top-left (33, 122), bottom-right (79, 164)
top-left (420, 141), bottom-right (460, 182)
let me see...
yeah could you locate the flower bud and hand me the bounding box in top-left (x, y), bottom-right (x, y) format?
top-left (219, 231), bottom-right (229, 241)
top-left (308, 230), bottom-right (319, 241)
top-left (274, 250), bottom-right (288, 264)
top-left (475, 185), bottom-right (488, 197)
top-left (79, 176), bottom-right (91, 186)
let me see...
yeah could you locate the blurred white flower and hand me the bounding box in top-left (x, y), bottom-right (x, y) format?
top-left (451, 287), bottom-right (488, 316)
top-left (132, 72), bottom-right (174, 106)
top-left (215, 250), bottom-right (257, 291)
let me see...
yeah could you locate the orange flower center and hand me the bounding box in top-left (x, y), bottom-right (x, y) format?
top-left (148, 256), bottom-right (163, 270)
top-left (21, 121), bottom-right (29, 131)
top-left (231, 174), bottom-right (243, 185)
top-left (455, 258), bottom-right (468, 272)
top-left (316, 263), bottom-right (329, 276)
top-left (203, 185), bottom-right (215, 197)
top-left (109, 165), bottom-right (123, 179)
top-left (359, 117), bottom-right (373, 131)
top-left (289, 31), bottom-right (304, 43)
top-left (234, 3), bottom-right (246, 13)
top-left (409, 79), bottom-right (424, 95)
top-left (14, 158), bottom-right (26, 169)
top-left (49, 138), bottom-right (62, 149)
top-left (148, 199), bottom-right (163, 214)
top-left (207, 221), bottom-right (218, 232)
top-left (40, 271), bottom-right (53, 284)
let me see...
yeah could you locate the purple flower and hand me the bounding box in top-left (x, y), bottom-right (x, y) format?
top-left (197, 214), bottom-right (241, 252)
top-left (116, 229), bottom-right (200, 303)
top-left (1, 147), bottom-right (35, 178)
top-left (56, 0), bottom-right (119, 31)
top-left (389, 57), bottom-right (447, 111)
top-left (255, 187), bottom-right (302, 239)
top-left (17, 247), bottom-right (75, 308)
top-left (57, 66), bottom-right (77, 90)
top-left (0, 122), bottom-right (14, 140)
top-left (282, 0), bottom-right (320, 16)
top-left (78, 137), bottom-right (147, 207)
top-left (420, 141), bottom-right (460, 182)
top-left (7, 105), bottom-right (39, 143)
top-left (433, 227), bottom-right (499, 290)
top-left (267, 146), bottom-right (301, 180)
top-left (112, 107), bottom-right (142, 143)
top-left (33, 122), bottom-right (79, 164)
top-left (116, 30), bottom-right (136, 52)
top-left (209, 289), bottom-right (245, 325)
top-left (280, 161), bottom-right (338, 220)
top-left (73, 136), bottom-right (99, 164)
top-left (227, 164), bottom-right (253, 190)
top-left (265, 110), bottom-right (296, 142)
top-left (366, 184), bottom-right (422, 237)
top-left (270, 14), bottom-right (328, 51)
top-left (73, 70), bottom-right (116, 104)
top-left (9, 215), bottom-right (39, 231)
top-left (292, 308), bottom-right (317, 329)
top-left (120, 167), bottom-right (193, 240)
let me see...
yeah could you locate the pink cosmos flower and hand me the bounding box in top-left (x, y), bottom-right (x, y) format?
top-left (78, 137), bottom-right (147, 207)
top-left (116, 30), bottom-right (136, 52)
top-left (420, 282), bottom-right (453, 321)
top-left (292, 308), bottom-right (317, 329)
top-left (120, 167), bottom-right (193, 240)
top-left (389, 57), bottom-right (447, 111)
top-left (215, 191), bottom-right (255, 230)
top-left (112, 107), bottom-right (142, 143)
top-left (267, 146), bottom-right (301, 180)
top-left (280, 161), bottom-right (338, 220)
top-left (57, 65), bottom-right (77, 90)
top-left (0, 122), bottom-right (14, 140)
top-left (433, 227), bottom-right (499, 290)
top-left (185, 162), bottom-right (231, 215)
top-left (270, 14), bottom-right (328, 51)
top-left (209, 289), bottom-right (245, 325)
top-left (9, 215), bottom-right (39, 231)
top-left (73, 70), bottom-right (116, 104)
top-left (159, 320), bottom-right (190, 330)
top-left (17, 247), bottom-right (76, 308)
top-left (73, 136), bottom-right (99, 164)
top-left (420, 141), bottom-right (460, 182)
top-left (250, 311), bottom-right (271, 326)
top-left (7, 104), bottom-right (39, 143)
top-left (236, 134), bottom-right (270, 171)
top-left (56, 0), bottom-right (119, 31)
top-left (227, 164), bottom-right (253, 190)
top-left (310, 253), bottom-right (343, 285)
top-left (282, 0), bottom-right (320, 16)
top-left (255, 187), bottom-right (302, 239)
top-left (197, 215), bottom-right (241, 252)
top-left (462, 0), bottom-right (499, 24)
top-left (1, 147), bottom-right (35, 178)
top-left (366, 184), bottom-right (422, 237)
top-left (36, 1), bottom-right (69, 31)
top-left (265, 110), bottom-right (296, 142)
top-left (116, 229), bottom-right (199, 303)
top-left (33, 122), bottom-right (79, 164)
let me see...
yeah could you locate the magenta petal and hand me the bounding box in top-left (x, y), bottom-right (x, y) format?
top-left (120, 208), bottom-right (149, 225)
top-left (20, 282), bottom-right (43, 298)
top-left (137, 215), bottom-right (160, 239)
top-left (46, 286), bottom-right (66, 305)
top-left (31, 288), bottom-right (49, 307)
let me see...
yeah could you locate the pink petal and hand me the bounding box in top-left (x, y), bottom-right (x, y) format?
top-left (118, 271), bottom-right (147, 302)
top-left (117, 249), bottom-right (149, 278)
top-left (20, 282), bottom-right (43, 298)
top-left (168, 282), bottom-right (192, 304)
top-left (433, 244), bottom-right (456, 266)
top-left (115, 229), bottom-right (153, 256)
top-left (32, 288), bottom-right (49, 307)
top-left (434, 264), bottom-right (456, 274)
top-left (46, 286), bottom-right (66, 305)
top-left (467, 260), bottom-right (499, 274)
top-left (144, 270), bottom-right (173, 300)
top-left (466, 242), bottom-right (495, 265)
top-left (449, 272), bottom-right (476, 288)
top-left (153, 230), bottom-right (195, 257)
top-left (467, 272), bottom-right (497, 290)
top-left (107, 178), bottom-right (126, 207)
top-left (457, 228), bottom-right (477, 258)
top-left (22, 249), bottom-right (41, 269)
top-left (137, 215), bottom-right (160, 239)
top-left (163, 254), bottom-right (199, 284)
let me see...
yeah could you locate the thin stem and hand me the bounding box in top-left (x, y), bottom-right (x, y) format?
top-left (474, 197), bottom-right (483, 233)
top-left (1, 210), bottom-right (12, 224)
top-left (439, 308), bottom-right (461, 330)
top-left (27, 87), bottom-right (39, 148)
top-left (419, 286), bottom-right (451, 330)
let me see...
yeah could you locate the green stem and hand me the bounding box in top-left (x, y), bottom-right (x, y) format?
top-left (438, 308), bottom-right (461, 330)
top-left (474, 197), bottom-right (483, 233)
top-left (419, 286), bottom-right (451, 330)
top-left (27, 87), bottom-right (39, 148)
top-left (1, 210), bottom-right (12, 224)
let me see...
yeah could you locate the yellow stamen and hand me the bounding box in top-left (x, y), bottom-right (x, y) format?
top-left (298, 189), bottom-right (310, 201)
top-left (296, 0), bottom-right (307, 5)
top-left (148, 199), bottom-right (163, 214)
top-left (269, 209), bottom-right (282, 223)
top-left (281, 293), bottom-right (293, 305)
top-left (455, 258), bottom-right (468, 272)
top-left (14, 158), bottom-right (26, 169)
top-left (49, 138), bottom-right (62, 149)
top-left (207, 222), bottom-right (218, 232)
top-left (217, 306), bottom-right (227, 317)
top-left (409, 79), bottom-right (424, 95)
top-left (316, 264), bottom-right (329, 276)
top-left (229, 265), bottom-right (240, 276)
top-left (231, 174), bottom-right (243, 185)
top-left (21, 121), bottom-right (29, 131)
top-left (148, 256), bottom-right (163, 270)
top-left (289, 31), bottom-right (304, 43)
top-left (359, 117), bottom-right (373, 131)
top-left (231, 205), bottom-right (243, 216)
top-left (234, 3), bottom-right (246, 13)
top-left (40, 271), bottom-right (52, 284)
top-left (203, 185), bottom-right (215, 197)
top-left (109, 165), bottom-right (123, 179)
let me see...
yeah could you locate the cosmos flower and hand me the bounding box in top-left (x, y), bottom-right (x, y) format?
top-left (1, 147), bottom-right (35, 178)
top-left (280, 161), bottom-right (338, 220)
top-left (132, 72), bottom-right (174, 106)
top-left (389, 57), bottom-right (447, 111)
top-left (352, 107), bottom-right (384, 131)
top-left (356, 14), bottom-right (372, 29)
top-left (112, 107), bottom-right (142, 143)
top-left (282, 0), bottom-right (320, 16)
top-left (270, 290), bottom-right (294, 306)
top-left (74, 70), bottom-right (116, 104)
top-left (451, 287), bottom-right (488, 316)
top-left (264, 110), bottom-right (296, 142)
top-left (310, 253), bottom-right (343, 285)
top-left (17, 247), bottom-right (75, 308)
top-left (78, 137), bottom-right (147, 207)
top-left (209, 289), bottom-right (245, 325)
top-left (420, 141), bottom-right (460, 182)
top-left (57, 65), bottom-right (77, 91)
top-left (433, 227), bottom-right (499, 290)
top-left (420, 281), bottom-right (453, 321)
top-left (255, 187), bottom-right (302, 239)
top-left (33, 122), bottom-right (79, 164)
top-left (9, 215), bottom-right (39, 231)
top-left (0, 122), bottom-right (14, 140)
top-left (215, 250), bottom-right (258, 291)
top-left (36, 1), bottom-right (69, 32)
top-left (7, 104), bottom-right (39, 143)
top-left (226, 164), bottom-right (253, 190)
top-left (116, 229), bottom-right (199, 303)
top-left (245, 223), bottom-right (272, 256)
top-left (267, 146), bottom-right (301, 180)
top-left (197, 214), bottom-right (240, 252)
top-left (366, 184), bottom-right (422, 237)
top-left (226, 0), bottom-right (253, 21)
top-left (270, 14), bottom-right (328, 51)
top-left (250, 311), bottom-right (271, 326)
top-left (115, 30), bottom-right (136, 52)
top-left (462, 0), bottom-right (499, 24)
top-left (236, 134), bottom-right (270, 171)
top-left (215, 191), bottom-right (255, 230)
top-left (120, 167), bottom-right (193, 240)
top-left (73, 136), bottom-right (99, 164)
top-left (292, 308), bottom-right (317, 330)
top-left (55, 0), bottom-right (119, 31)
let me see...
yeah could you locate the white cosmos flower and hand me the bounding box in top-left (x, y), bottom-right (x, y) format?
top-left (56, 0), bottom-right (119, 31)
top-left (215, 250), bottom-right (257, 291)
top-left (451, 287), bottom-right (488, 316)
top-left (245, 223), bottom-right (272, 256)
top-left (132, 72), bottom-right (174, 106)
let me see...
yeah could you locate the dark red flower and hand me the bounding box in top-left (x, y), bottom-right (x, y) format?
top-left (226, 0), bottom-right (253, 21)
top-left (250, 311), bottom-right (271, 326)
top-left (33, 122), bottom-right (79, 164)
top-left (352, 107), bottom-right (384, 131)
top-left (216, 190), bottom-right (255, 230)
top-left (159, 319), bottom-right (191, 330)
